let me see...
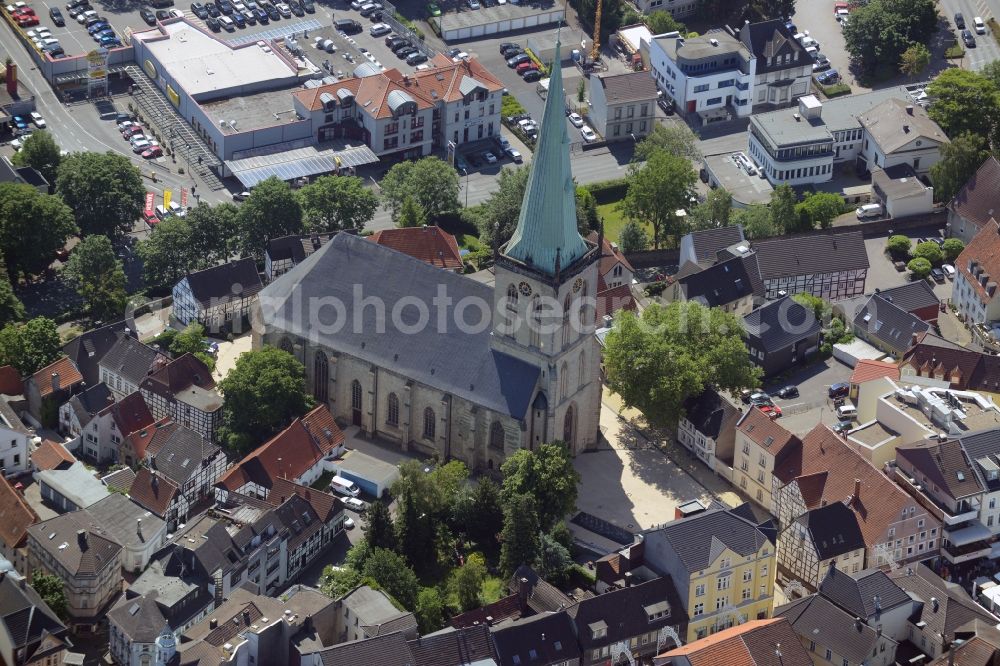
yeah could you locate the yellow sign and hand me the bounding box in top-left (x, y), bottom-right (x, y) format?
top-left (166, 83), bottom-right (180, 108)
top-left (143, 58), bottom-right (157, 79)
top-left (163, 190), bottom-right (172, 208)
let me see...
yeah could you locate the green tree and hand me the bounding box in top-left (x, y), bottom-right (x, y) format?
top-left (796, 192), bottom-right (844, 230)
top-left (576, 79), bottom-right (586, 103)
top-left (644, 9), bottom-right (685, 34)
top-left (843, 0), bottom-right (937, 75)
top-left (451, 552), bottom-right (486, 611)
top-left (769, 184), bottom-right (799, 233)
top-left (0, 254), bottom-right (24, 326)
top-left (31, 572), bottom-right (68, 620)
top-left (929, 133), bottom-right (991, 203)
top-left (217, 346), bottom-right (315, 453)
top-left (395, 489), bottom-right (436, 574)
top-left (11, 130), bottom-right (61, 184)
top-left (477, 166), bottom-right (530, 252)
top-left (535, 531), bottom-right (573, 585)
top-left (236, 177), bottom-right (303, 259)
top-left (792, 292), bottom-right (831, 324)
top-left (500, 442), bottom-right (580, 532)
top-left (362, 547), bottom-right (420, 609)
top-left (943, 238), bottom-right (965, 262)
top-left (751, 0), bottom-right (794, 20)
top-left (734, 204), bottom-right (777, 239)
top-left (137, 217), bottom-right (198, 289)
top-left (617, 219), bottom-right (649, 253)
top-left (886, 234), bottom-right (912, 258)
top-left (0, 317), bottom-right (61, 375)
top-left (500, 494), bottom-right (540, 576)
top-left (633, 124), bottom-right (702, 163)
top-left (381, 157), bottom-right (461, 222)
top-left (186, 202), bottom-right (239, 267)
top-left (455, 476), bottom-right (504, 550)
top-left (690, 188), bottom-right (734, 230)
top-left (576, 187), bottom-right (600, 235)
top-left (397, 195), bottom-right (426, 228)
top-left (319, 564), bottom-right (363, 599)
top-left (56, 152), bottom-right (144, 238)
top-left (913, 240), bottom-right (944, 265)
top-left (0, 183), bottom-right (77, 280)
top-left (364, 499), bottom-right (397, 551)
top-left (296, 175), bottom-right (379, 233)
top-left (603, 301), bottom-right (762, 428)
top-left (623, 150), bottom-right (697, 248)
top-left (62, 235), bottom-right (128, 321)
top-left (907, 256), bottom-right (932, 279)
top-left (984, 60), bottom-right (1000, 89)
top-left (414, 587), bottom-right (446, 633)
top-left (927, 69), bottom-right (1000, 147)
top-left (899, 43), bottom-right (931, 76)
top-left (168, 322), bottom-right (216, 371)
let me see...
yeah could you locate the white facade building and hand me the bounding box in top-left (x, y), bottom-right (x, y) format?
top-left (0, 397), bottom-right (30, 478)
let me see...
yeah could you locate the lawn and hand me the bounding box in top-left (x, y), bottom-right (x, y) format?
top-left (597, 201), bottom-right (653, 244)
top-left (311, 471), bottom-right (335, 491)
top-left (457, 234), bottom-right (483, 251)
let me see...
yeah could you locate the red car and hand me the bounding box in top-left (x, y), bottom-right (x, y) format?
top-left (515, 61), bottom-right (538, 74)
top-left (122, 125), bottom-right (144, 138)
top-left (759, 405), bottom-right (782, 419)
top-left (13, 7), bottom-right (36, 17)
top-left (142, 145), bottom-right (162, 158)
top-left (142, 210), bottom-right (158, 226)
top-left (17, 15), bottom-right (39, 25)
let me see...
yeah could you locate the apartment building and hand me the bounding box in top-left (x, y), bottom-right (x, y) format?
top-left (654, 618), bottom-right (812, 666)
top-left (953, 220), bottom-right (1000, 325)
top-left (947, 156), bottom-right (1000, 244)
top-left (738, 20), bottom-right (812, 112)
top-left (751, 231), bottom-right (869, 300)
top-left (0, 394), bottom-right (30, 477)
top-left (777, 502), bottom-right (866, 591)
top-left (99, 336), bottom-right (166, 401)
top-left (733, 407), bottom-right (801, 512)
top-left (676, 388), bottom-right (741, 472)
top-left (0, 572), bottom-right (70, 666)
top-left (139, 353), bottom-right (223, 443)
top-left (0, 475), bottom-right (38, 574)
top-left (588, 71), bottom-right (658, 142)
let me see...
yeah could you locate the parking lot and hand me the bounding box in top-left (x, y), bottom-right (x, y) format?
top-left (794, 0), bottom-right (868, 94)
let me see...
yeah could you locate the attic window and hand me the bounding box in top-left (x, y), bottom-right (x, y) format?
top-left (512, 656), bottom-right (520, 665)
top-left (764, 436), bottom-right (774, 447)
top-left (554, 642), bottom-right (562, 651)
top-left (957, 471), bottom-right (966, 481)
top-left (528, 650), bottom-right (537, 659)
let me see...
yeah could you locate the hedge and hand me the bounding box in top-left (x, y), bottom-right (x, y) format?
top-left (819, 82), bottom-right (852, 98)
top-left (582, 178), bottom-right (629, 204)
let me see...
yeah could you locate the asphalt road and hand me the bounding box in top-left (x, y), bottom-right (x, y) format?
top-left (935, 0), bottom-right (1000, 72)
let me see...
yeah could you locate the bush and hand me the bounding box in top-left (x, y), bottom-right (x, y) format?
top-left (501, 93), bottom-right (526, 119)
top-left (432, 210), bottom-right (479, 237)
top-left (886, 234), bottom-right (912, 258)
top-left (913, 241), bottom-right (944, 265)
top-left (942, 238), bottom-right (965, 262)
top-left (819, 82), bottom-right (852, 98)
top-left (645, 281), bottom-right (667, 297)
top-left (945, 44), bottom-right (965, 58)
top-left (583, 178), bottom-right (629, 204)
top-left (907, 257), bottom-right (932, 279)
top-left (392, 12), bottom-right (425, 40)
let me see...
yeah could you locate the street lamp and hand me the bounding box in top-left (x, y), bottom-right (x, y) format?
top-left (461, 168), bottom-right (469, 207)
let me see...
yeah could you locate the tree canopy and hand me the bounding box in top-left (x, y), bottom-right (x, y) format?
top-left (733, 204), bottom-right (778, 240)
top-left (622, 149), bottom-right (697, 248)
top-left (137, 203), bottom-right (237, 290)
top-left (899, 43), bottom-right (931, 77)
top-left (217, 346), bottom-right (315, 453)
top-left (11, 130), bottom-right (61, 184)
top-left (0, 254), bottom-right (24, 327)
top-left (236, 177), bottom-right (303, 259)
top-left (633, 124), bottom-right (702, 163)
top-left (361, 547), bottom-right (420, 610)
top-left (381, 157), bottom-right (461, 223)
top-left (296, 175), bottom-right (379, 232)
top-left (842, 0), bottom-right (937, 75)
top-left (0, 183), bottom-right (77, 280)
top-left (500, 442), bottom-right (580, 532)
top-left (477, 166), bottom-right (530, 252)
top-left (907, 257), bottom-right (932, 278)
top-left (929, 133), bottom-right (991, 203)
top-left (56, 152), bottom-right (144, 238)
top-left (796, 192), bottom-right (844, 230)
top-left (168, 322), bottom-right (216, 371)
top-left (63, 235), bottom-right (128, 321)
top-left (603, 301), bottom-right (762, 428)
top-left (927, 70), bottom-right (1000, 147)
top-left (617, 220), bottom-right (650, 253)
top-left (31, 573), bottom-right (68, 620)
top-left (0, 317), bottom-right (62, 375)
top-left (500, 493), bottom-right (539, 576)
top-left (769, 184), bottom-right (798, 233)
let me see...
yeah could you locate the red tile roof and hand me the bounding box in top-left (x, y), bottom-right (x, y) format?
top-left (126, 417), bottom-right (167, 460)
top-left (129, 467), bottom-right (179, 517)
top-left (100, 392), bottom-right (155, 438)
top-left (449, 594), bottom-right (523, 629)
top-left (30, 357), bottom-right (83, 397)
top-left (956, 218), bottom-right (1000, 305)
top-left (774, 424), bottom-right (929, 549)
top-left (850, 359), bottom-right (900, 385)
top-left (655, 618), bottom-right (812, 666)
top-left (0, 365), bottom-right (23, 396)
top-left (368, 226), bottom-right (464, 270)
top-left (266, 477), bottom-right (340, 522)
top-left (595, 281), bottom-right (637, 322)
top-left (0, 474), bottom-right (38, 550)
top-left (588, 231), bottom-right (635, 276)
top-left (217, 405), bottom-right (344, 492)
top-left (141, 353), bottom-right (217, 395)
top-left (736, 407), bottom-right (801, 462)
top-left (31, 439), bottom-right (76, 472)
top-left (951, 156), bottom-right (1000, 232)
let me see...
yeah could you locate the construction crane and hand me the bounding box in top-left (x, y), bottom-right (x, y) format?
top-left (589, 0), bottom-right (602, 62)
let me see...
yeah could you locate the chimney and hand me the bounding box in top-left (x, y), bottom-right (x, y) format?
top-left (854, 478), bottom-right (861, 501)
top-left (6, 62), bottom-right (15, 98)
top-left (137, 518), bottom-right (143, 538)
top-left (209, 618), bottom-right (218, 629)
top-left (931, 597), bottom-right (939, 612)
top-left (903, 124), bottom-right (910, 134)
top-left (304, 615), bottom-right (313, 633)
top-left (51, 372), bottom-right (60, 393)
top-left (518, 577), bottom-right (530, 612)
top-left (912, 332), bottom-right (920, 347)
top-left (624, 572), bottom-right (634, 587)
top-left (242, 610), bottom-right (251, 625)
top-left (906, 105), bottom-right (914, 115)
top-left (76, 529), bottom-right (88, 549)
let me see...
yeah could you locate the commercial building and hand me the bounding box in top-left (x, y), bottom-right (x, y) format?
top-left (654, 618), bottom-right (812, 666)
top-left (587, 71), bottom-right (658, 142)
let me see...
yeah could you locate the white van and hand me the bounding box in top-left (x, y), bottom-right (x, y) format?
top-left (330, 475), bottom-right (360, 497)
top-left (836, 404), bottom-right (858, 420)
top-left (856, 203), bottom-right (883, 219)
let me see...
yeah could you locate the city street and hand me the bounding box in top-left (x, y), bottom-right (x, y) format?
top-left (936, 0), bottom-right (1000, 71)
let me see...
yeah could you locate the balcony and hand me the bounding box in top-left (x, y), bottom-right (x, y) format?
top-left (942, 539), bottom-right (992, 564)
top-left (941, 521), bottom-right (992, 564)
top-left (944, 508), bottom-right (980, 525)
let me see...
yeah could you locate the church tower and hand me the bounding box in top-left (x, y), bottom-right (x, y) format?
top-left (491, 35), bottom-right (602, 455)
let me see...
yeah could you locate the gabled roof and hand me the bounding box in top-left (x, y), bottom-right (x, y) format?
top-left (818, 566), bottom-right (912, 618)
top-left (679, 256), bottom-right (754, 308)
top-left (752, 231), bottom-right (869, 280)
top-left (140, 353), bottom-right (216, 395)
top-left (643, 504), bottom-right (771, 573)
top-left (889, 564), bottom-right (999, 642)
top-left (683, 388), bottom-right (741, 440)
top-left (258, 233), bottom-right (542, 418)
top-left (567, 575), bottom-right (685, 649)
top-left (218, 405), bottom-right (343, 492)
top-left (594, 70), bottom-right (658, 105)
top-left (775, 595), bottom-right (884, 665)
top-left (368, 226), bottom-right (464, 271)
top-left (29, 357), bottom-right (82, 397)
top-left (66, 382), bottom-right (114, 427)
top-left (775, 425), bottom-right (930, 549)
top-left (793, 502), bottom-right (865, 561)
top-left (739, 19), bottom-right (806, 74)
top-left (858, 98), bottom-right (949, 154)
top-left (958, 429), bottom-right (1000, 492)
top-left (950, 157), bottom-right (1000, 230)
top-left (874, 280), bottom-right (940, 317)
top-left (956, 218), bottom-right (1000, 304)
top-left (684, 226), bottom-right (746, 266)
top-left (31, 440), bottom-right (76, 472)
top-left (408, 624), bottom-right (497, 666)
top-left (656, 618), bottom-right (812, 666)
top-left (99, 336), bottom-right (164, 388)
top-left (266, 233), bottom-right (337, 264)
top-left (0, 572), bottom-right (67, 660)
top-left (588, 231), bottom-right (636, 277)
top-left (149, 422), bottom-right (221, 486)
top-left (130, 465), bottom-right (179, 518)
top-left (0, 365), bottom-right (23, 396)
top-left (896, 439), bottom-right (984, 501)
top-left (850, 359), bottom-right (900, 385)
top-left (901, 332), bottom-right (1000, 394)
top-left (595, 280), bottom-right (637, 322)
top-left (0, 475), bottom-right (38, 550)
top-left (86, 493), bottom-right (166, 554)
top-left (101, 467), bottom-right (137, 494)
top-left (507, 565), bottom-right (575, 615)
top-left (0, 396), bottom-right (26, 434)
top-left (265, 477), bottom-right (341, 523)
top-left (108, 594), bottom-right (168, 644)
top-left (743, 296), bottom-right (822, 352)
top-left (27, 511), bottom-right (122, 576)
top-left (181, 258), bottom-right (263, 308)
top-left (61, 320), bottom-right (129, 387)
top-left (736, 406), bottom-right (801, 461)
top-left (491, 611), bottom-right (580, 666)
top-left (100, 391), bottom-right (155, 438)
top-left (315, 631), bottom-right (415, 666)
top-left (853, 294), bottom-right (930, 356)
top-left (449, 594), bottom-right (522, 629)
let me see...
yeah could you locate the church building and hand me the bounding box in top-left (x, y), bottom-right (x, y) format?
top-left (253, 40), bottom-right (603, 473)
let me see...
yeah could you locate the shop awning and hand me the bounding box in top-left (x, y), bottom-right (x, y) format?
top-left (948, 521), bottom-right (993, 547)
top-left (226, 144), bottom-right (378, 189)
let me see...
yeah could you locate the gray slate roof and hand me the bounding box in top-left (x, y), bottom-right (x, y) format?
top-left (960, 429), bottom-right (1000, 492)
top-left (743, 296), bottom-right (822, 352)
top-left (682, 388), bottom-right (740, 439)
top-left (853, 295), bottom-right (930, 356)
top-left (85, 493), bottom-right (165, 553)
top-left (258, 233), bottom-right (542, 418)
top-left (0, 572), bottom-right (66, 659)
top-left (875, 280), bottom-right (940, 316)
top-left (408, 624), bottom-right (498, 666)
top-left (685, 226), bottom-right (746, 265)
top-left (679, 256), bottom-right (754, 308)
top-left (794, 502), bottom-right (865, 561)
top-left (567, 575), bottom-right (685, 649)
top-left (595, 71), bottom-right (658, 105)
top-left (819, 567), bottom-right (912, 618)
top-left (62, 321), bottom-right (129, 387)
top-left (108, 594), bottom-right (168, 643)
top-left (776, 594), bottom-right (883, 664)
top-left (490, 611), bottom-right (579, 666)
top-left (67, 382), bottom-right (114, 427)
top-left (150, 425), bottom-right (221, 487)
top-left (99, 336), bottom-right (164, 388)
top-left (643, 504), bottom-right (770, 573)
top-left (317, 631), bottom-right (415, 666)
top-left (889, 564), bottom-right (999, 642)
top-left (753, 231), bottom-right (869, 280)
top-left (182, 257), bottom-right (263, 307)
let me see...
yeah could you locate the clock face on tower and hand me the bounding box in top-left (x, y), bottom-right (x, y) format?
top-left (518, 282), bottom-right (533, 297)
top-left (572, 277), bottom-right (584, 293)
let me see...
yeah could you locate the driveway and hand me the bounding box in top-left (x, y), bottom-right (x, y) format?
top-left (761, 357), bottom-right (854, 436)
top-left (797, 2), bottom-right (868, 93)
top-left (212, 332), bottom-right (252, 381)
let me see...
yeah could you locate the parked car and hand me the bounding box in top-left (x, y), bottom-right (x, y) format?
top-left (776, 385), bottom-right (799, 399)
top-left (832, 421), bottom-right (853, 434)
top-left (426, 1), bottom-right (440, 14)
top-left (580, 125), bottom-right (597, 142)
top-left (507, 53), bottom-right (529, 67)
top-left (12, 115), bottom-right (27, 130)
top-left (515, 61), bottom-right (537, 74)
top-left (467, 0), bottom-right (479, 7)
top-left (482, 151), bottom-right (497, 164)
top-left (567, 112), bottom-right (584, 127)
top-left (369, 22), bottom-right (390, 36)
top-left (975, 15), bottom-right (987, 33)
top-left (302, 0), bottom-right (315, 13)
top-left (206, 15), bottom-right (220, 28)
top-left (49, 6), bottom-right (64, 23)
top-left (142, 145), bottom-right (163, 158)
top-left (190, 1), bottom-right (207, 15)
top-left (139, 6), bottom-right (156, 22)
top-left (232, 190), bottom-right (251, 201)
top-left (506, 147), bottom-right (522, 162)
top-left (828, 382), bottom-right (850, 399)
top-left (87, 20), bottom-right (109, 33)
top-left (930, 267), bottom-right (945, 283)
top-left (395, 46), bottom-right (417, 59)
top-left (205, 2), bottom-right (219, 15)
top-left (943, 264), bottom-right (956, 279)
top-left (131, 138), bottom-right (153, 153)
top-left (386, 35), bottom-right (407, 48)
top-left (341, 496), bottom-right (366, 511)
top-left (16, 14), bottom-right (38, 25)
top-left (406, 51), bottom-right (428, 65)
top-left (955, 11), bottom-right (965, 28)
top-left (254, 7), bottom-right (267, 21)
top-left (76, 8), bottom-right (97, 21)
top-left (817, 69), bottom-right (840, 85)
top-left (11, 134), bottom-right (31, 150)
top-left (963, 29), bottom-right (977, 47)
top-left (275, 2), bottom-right (290, 16)
top-left (29, 112), bottom-right (45, 128)
top-left (522, 69), bottom-right (542, 82)
top-left (812, 53), bottom-right (830, 71)
top-left (242, 9), bottom-right (255, 22)
top-left (759, 404), bottom-right (782, 419)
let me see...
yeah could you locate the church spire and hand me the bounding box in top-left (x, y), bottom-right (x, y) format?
top-left (501, 32), bottom-right (589, 277)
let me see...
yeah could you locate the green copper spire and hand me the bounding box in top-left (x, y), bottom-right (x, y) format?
top-left (502, 34), bottom-right (588, 276)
